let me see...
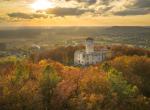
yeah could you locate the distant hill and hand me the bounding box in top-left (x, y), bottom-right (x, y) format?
top-left (0, 26), bottom-right (150, 48)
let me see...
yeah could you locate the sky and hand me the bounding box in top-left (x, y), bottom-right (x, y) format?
top-left (0, 0), bottom-right (150, 26)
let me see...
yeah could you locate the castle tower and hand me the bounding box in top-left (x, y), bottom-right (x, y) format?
top-left (85, 37), bottom-right (94, 54)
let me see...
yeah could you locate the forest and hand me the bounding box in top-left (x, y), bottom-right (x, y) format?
top-left (0, 45), bottom-right (150, 110)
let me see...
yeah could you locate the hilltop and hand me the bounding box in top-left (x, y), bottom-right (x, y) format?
top-left (0, 45), bottom-right (150, 110)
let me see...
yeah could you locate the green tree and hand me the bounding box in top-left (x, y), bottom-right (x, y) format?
top-left (40, 65), bottom-right (61, 110)
top-left (107, 68), bottom-right (139, 110)
top-left (111, 56), bottom-right (150, 96)
top-left (11, 62), bottom-right (30, 85)
top-left (107, 68), bottom-right (138, 99)
top-left (101, 62), bottom-right (111, 72)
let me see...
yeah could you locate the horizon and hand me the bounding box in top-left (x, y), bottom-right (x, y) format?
top-left (0, 25), bottom-right (150, 29)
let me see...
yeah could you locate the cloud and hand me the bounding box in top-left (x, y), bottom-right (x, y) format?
top-left (135, 0), bottom-right (150, 8)
top-left (64, 0), bottom-right (95, 4)
top-left (0, 17), bottom-right (5, 23)
top-left (64, 0), bottom-right (150, 16)
top-left (113, 0), bottom-right (150, 16)
top-left (115, 8), bottom-right (150, 16)
top-left (8, 12), bottom-right (48, 19)
top-left (0, 15), bottom-right (10, 23)
top-left (45, 7), bottom-right (93, 16)
top-left (2, 0), bottom-right (150, 17)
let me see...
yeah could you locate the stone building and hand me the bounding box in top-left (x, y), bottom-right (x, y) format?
top-left (74, 38), bottom-right (112, 66)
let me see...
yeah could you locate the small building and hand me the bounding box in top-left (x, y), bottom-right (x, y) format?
top-left (74, 38), bottom-right (112, 66)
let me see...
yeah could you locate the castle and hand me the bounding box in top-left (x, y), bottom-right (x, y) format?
top-left (74, 38), bottom-right (112, 66)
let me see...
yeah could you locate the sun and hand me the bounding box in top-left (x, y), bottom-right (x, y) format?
top-left (31, 0), bottom-right (55, 10)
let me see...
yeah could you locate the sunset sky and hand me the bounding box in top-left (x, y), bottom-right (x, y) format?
top-left (0, 0), bottom-right (150, 26)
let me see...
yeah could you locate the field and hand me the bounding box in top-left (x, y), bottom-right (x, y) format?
top-left (0, 26), bottom-right (150, 50)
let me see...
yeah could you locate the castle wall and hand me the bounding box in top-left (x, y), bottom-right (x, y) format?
top-left (74, 38), bottom-right (112, 66)
top-left (74, 51), bottom-right (111, 66)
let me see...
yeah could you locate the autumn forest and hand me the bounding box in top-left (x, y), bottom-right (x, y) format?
top-left (0, 45), bottom-right (150, 110)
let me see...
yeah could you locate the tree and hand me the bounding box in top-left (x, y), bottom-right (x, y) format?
top-left (11, 62), bottom-right (30, 85)
top-left (111, 56), bottom-right (150, 96)
top-left (40, 65), bottom-right (61, 110)
top-left (107, 68), bottom-right (138, 99)
top-left (107, 68), bottom-right (139, 110)
top-left (101, 62), bottom-right (111, 72)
